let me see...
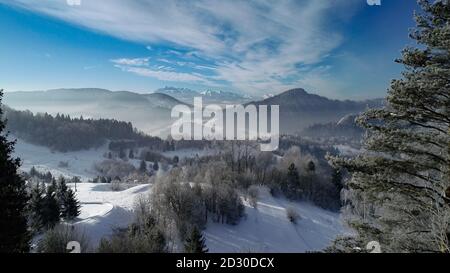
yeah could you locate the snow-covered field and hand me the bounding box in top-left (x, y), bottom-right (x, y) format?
top-left (70, 183), bottom-right (346, 252)
top-left (12, 137), bottom-right (107, 181)
top-left (11, 137), bottom-right (218, 181)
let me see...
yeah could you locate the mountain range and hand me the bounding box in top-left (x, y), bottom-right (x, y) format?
top-left (248, 88), bottom-right (384, 133)
top-left (155, 86), bottom-right (253, 104)
top-left (3, 87), bottom-right (384, 137)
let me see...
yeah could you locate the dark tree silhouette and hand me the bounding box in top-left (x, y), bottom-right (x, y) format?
top-left (0, 89), bottom-right (30, 252)
top-left (139, 160), bottom-right (147, 173)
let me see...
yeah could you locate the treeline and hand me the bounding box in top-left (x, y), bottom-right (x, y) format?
top-left (3, 105), bottom-right (214, 153)
top-left (107, 138), bottom-right (212, 156)
top-left (3, 106), bottom-right (139, 152)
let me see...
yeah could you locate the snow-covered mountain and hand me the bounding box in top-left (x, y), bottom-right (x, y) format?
top-left (199, 89), bottom-right (253, 104)
top-left (155, 86), bottom-right (253, 104)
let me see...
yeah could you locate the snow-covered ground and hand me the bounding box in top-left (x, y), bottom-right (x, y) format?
top-left (12, 137), bottom-right (107, 181)
top-left (11, 137), bottom-right (216, 181)
top-left (70, 183), bottom-right (346, 252)
top-left (205, 187), bottom-right (347, 253)
top-left (70, 183), bottom-right (151, 247)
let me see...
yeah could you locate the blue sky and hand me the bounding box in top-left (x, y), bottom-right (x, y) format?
top-left (0, 0), bottom-right (419, 99)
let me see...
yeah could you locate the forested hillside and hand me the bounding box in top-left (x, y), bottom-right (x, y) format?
top-left (3, 106), bottom-right (141, 152)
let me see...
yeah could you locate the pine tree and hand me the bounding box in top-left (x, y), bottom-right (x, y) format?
top-left (184, 226), bottom-right (208, 253)
top-left (42, 180), bottom-right (60, 229)
top-left (153, 161), bottom-right (159, 172)
top-left (64, 188), bottom-right (80, 220)
top-left (286, 163), bottom-right (300, 198)
top-left (29, 182), bottom-right (45, 232)
top-left (55, 176), bottom-right (80, 220)
top-left (56, 177), bottom-right (69, 219)
top-left (329, 0), bottom-right (450, 252)
top-left (29, 166), bottom-right (38, 177)
top-left (44, 171), bottom-right (52, 183)
top-left (173, 156), bottom-right (179, 166)
top-left (139, 160), bottom-right (147, 173)
top-left (0, 89), bottom-right (30, 252)
top-left (119, 147), bottom-right (126, 159)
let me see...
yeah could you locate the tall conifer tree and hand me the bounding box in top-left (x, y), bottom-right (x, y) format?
top-left (0, 89), bottom-right (30, 252)
top-left (330, 0), bottom-right (450, 252)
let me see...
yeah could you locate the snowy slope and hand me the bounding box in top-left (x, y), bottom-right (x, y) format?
top-left (70, 183), bottom-right (346, 252)
top-left (70, 183), bottom-right (151, 247)
top-left (205, 187), bottom-right (347, 253)
top-left (12, 137), bottom-right (107, 181)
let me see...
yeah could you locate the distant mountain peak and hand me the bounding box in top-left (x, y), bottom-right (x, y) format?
top-left (156, 86), bottom-right (197, 94)
top-left (283, 88), bottom-right (308, 95)
top-left (156, 87), bottom-right (252, 104)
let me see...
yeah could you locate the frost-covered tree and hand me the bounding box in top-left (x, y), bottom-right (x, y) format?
top-left (57, 178), bottom-right (80, 221)
top-left (329, 0), bottom-right (450, 253)
top-left (42, 180), bottom-right (60, 229)
top-left (56, 176), bottom-right (68, 218)
top-left (184, 226), bottom-right (208, 253)
top-left (29, 182), bottom-right (45, 232)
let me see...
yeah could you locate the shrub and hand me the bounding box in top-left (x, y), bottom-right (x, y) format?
top-left (97, 220), bottom-right (166, 253)
top-left (247, 186), bottom-right (259, 208)
top-left (94, 159), bottom-right (136, 179)
top-left (37, 225), bottom-right (90, 253)
top-left (286, 207), bottom-right (301, 224)
top-left (111, 180), bottom-right (122, 191)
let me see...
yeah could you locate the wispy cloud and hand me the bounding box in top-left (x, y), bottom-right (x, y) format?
top-left (110, 57), bottom-right (150, 67)
top-left (110, 56), bottom-right (217, 85)
top-left (3, 0), bottom-right (361, 96)
top-left (114, 64), bottom-right (216, 85)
